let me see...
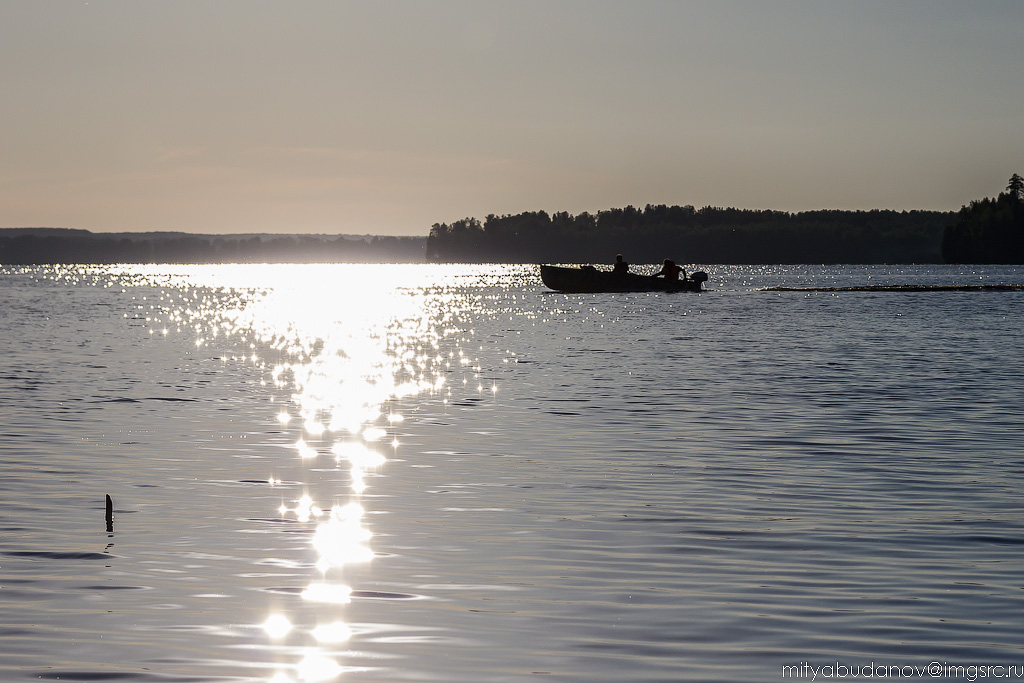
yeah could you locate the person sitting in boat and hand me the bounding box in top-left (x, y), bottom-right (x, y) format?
top-left (612, 253), bottom-right (629, 275)
top-left (653, 258), bottom-right (686, 281)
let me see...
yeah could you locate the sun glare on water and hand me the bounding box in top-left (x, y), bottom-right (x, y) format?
top-left (119, 264), bottom-right (504, 681)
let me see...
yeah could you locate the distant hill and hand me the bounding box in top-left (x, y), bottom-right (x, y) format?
top-left (0, 227), bottom-right (93, 237)
top-left (0, 229), bottom-right (427, 264)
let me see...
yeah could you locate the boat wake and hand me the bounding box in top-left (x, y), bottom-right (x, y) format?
top-left (763, 284), bottom-right (1024, 292)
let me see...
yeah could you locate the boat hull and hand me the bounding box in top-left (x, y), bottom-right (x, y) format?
top-left (540, 265), bottom-right (706, 293)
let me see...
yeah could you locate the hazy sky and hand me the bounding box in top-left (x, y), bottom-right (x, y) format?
top-left (2, 1), bottom-right (1023, 235)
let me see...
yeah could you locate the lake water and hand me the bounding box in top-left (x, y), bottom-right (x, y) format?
top-left (1, 263), bottom-right (1023, 683)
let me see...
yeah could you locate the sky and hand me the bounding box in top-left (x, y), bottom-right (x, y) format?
top-left (2, 1), bottom-right (1023, 236)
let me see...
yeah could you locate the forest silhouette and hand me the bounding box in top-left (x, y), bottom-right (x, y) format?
top-left (428, 176), bottom-right (1024, 265)
top-left (941, 174), bottom-right (1024, 263)
top-left (427, 205), bottom-right (953, 264)
top-left (3, 176), bottom-right (1021, 265)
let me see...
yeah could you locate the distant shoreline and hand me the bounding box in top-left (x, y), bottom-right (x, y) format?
top-left (0, 228), bottom-right (427, 264)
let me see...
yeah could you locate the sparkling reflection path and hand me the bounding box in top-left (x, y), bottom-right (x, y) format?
top-left (130, 264), bottom-right (514, 681)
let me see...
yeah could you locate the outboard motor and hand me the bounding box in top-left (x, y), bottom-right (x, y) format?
top-left (689, 271), bottom-right (709, 288)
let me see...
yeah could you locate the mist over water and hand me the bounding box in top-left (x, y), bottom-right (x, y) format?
top-left (1, 264), bottom-right (1022, 682)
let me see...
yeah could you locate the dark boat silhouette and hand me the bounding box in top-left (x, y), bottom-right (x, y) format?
top-left (540, 265), bottom-right (708, 293)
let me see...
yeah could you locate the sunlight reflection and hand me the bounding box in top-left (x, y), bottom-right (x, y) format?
top-left (312, 621), bottom-right (352, 643)
top-left (311, 503), bottom-right (373, 569)
top-left (350, 470), bottom-right (367, 494)
top-left (361, 426), bottom-right (387, 442)
top-left (301, 582), bottom-right (353, 604)
top-left (261, 614), bottom-right (293, 639)
top-left (114, 264), bottom-right (514, 683)
top-left (304, 420), bottom-right (326, 437)
top-left (294, 439), bottom-right (319, 459)
top-left (281, 494), bottom-right (324, 523)
top-left (331, 442), bottom-right (386, 470)
top-left (297, 654), bottom-right (344, 682)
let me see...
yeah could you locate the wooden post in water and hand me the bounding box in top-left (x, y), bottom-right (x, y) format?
top-left (105, 494), bottom-right (113, 532)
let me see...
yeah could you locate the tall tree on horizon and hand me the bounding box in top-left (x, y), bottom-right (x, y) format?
top-left (1007, 172), bottom-right (1024, 201)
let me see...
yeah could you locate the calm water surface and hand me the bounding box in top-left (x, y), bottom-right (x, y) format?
top-left (1, 264), bottom-right (1023, 682)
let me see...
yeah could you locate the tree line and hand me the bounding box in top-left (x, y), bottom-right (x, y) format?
top-left (0, 230), bottom-right (426, 264)
top-left (6, 176), bottom-right (1019, 266)
top-left (427, 205), bottom-right (954, 264)
top-left (941, 174), bottom-right (1024, 263)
